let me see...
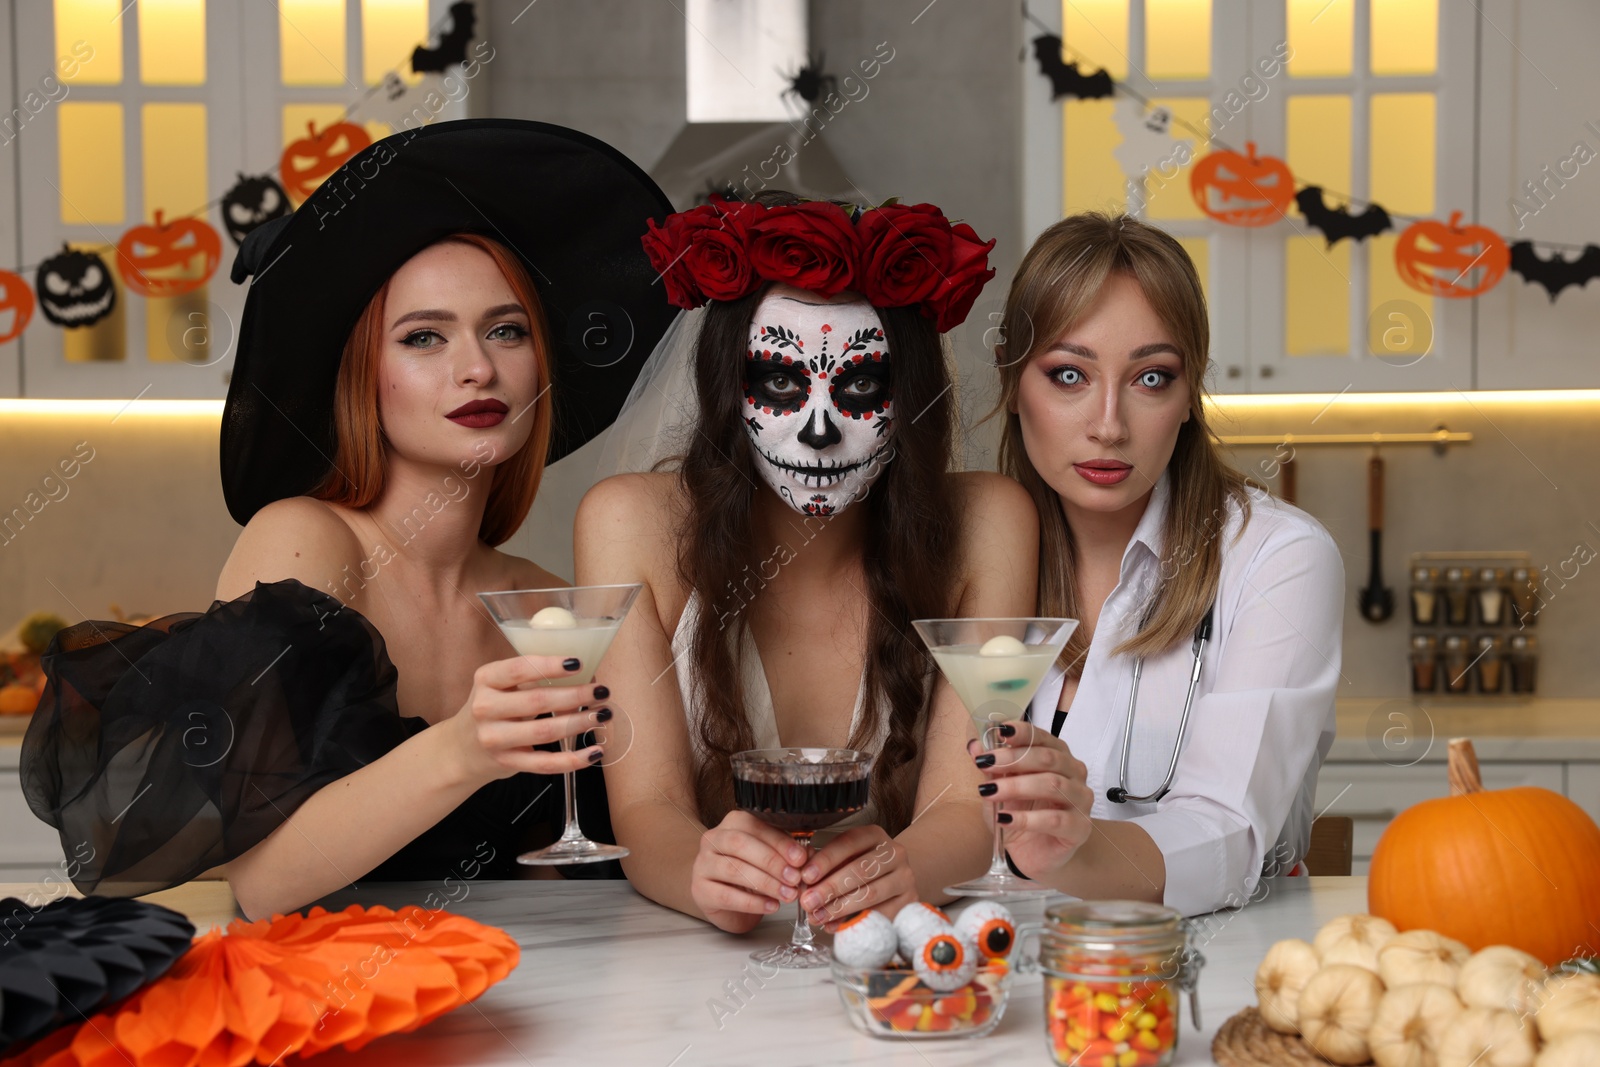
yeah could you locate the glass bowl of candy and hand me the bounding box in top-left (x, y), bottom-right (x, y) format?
top-left (831, 957), bottom-right (1013, 1039)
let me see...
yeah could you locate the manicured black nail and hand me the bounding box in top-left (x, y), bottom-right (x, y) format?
top-left (978, 782), bottom-right (998, 797)
top-left (593, 685), bottom-right (610, 699)
top-left (997, 812), bottom-right (1013, 824)
top-left (595, 707), bottom-right (613, 723)
top-left (563, 657), bottom-right (581, 671)
top-left (999, 723), bottom-right (1016, 737)
top-left (587, 748), bottom-right (604, 763)
top-left (974, 753), bottom-right (996, 769)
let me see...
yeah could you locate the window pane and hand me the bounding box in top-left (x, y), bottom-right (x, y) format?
top-left (1370, 92), bottom-right (1435, 216)
top-left (362, 0), bottom-right (428, 87)
top-left (1062, 0), bottom-right (1129, 81)
top-left (1175, 236), bottom-right (1209, 306)
top-left (148, 288), bottom-right (210, 363)
top-left (58, 102), bottom-right (124, 224)
top-left (281, 0), bottom-right (346, 86)
top-left (61, 244), bottom-right (125, 363)
top-left (1371, 0), bottom-right (1437, 75)
top-left (1286, 236), bottom-right (1350, 355)
top-left (1367, 233), bottom-right (1434, 357)
top-left (142, 104), bottom-right (207, 221)
top-left (1288, 94), bottom-right (1351, 198)
top-left (1143, 97), bottom-right (1207, 220)
top-left (55, 0), bottom-right (122, 84)
top-left (139, 0), bottom-right (206, 85)
top-left (1146, 0), bottom-right (1211, 80)
top-left (1286, 0), bottom-right (1352, 78)
top-left (1064, 100), bottom-right (1124, 215)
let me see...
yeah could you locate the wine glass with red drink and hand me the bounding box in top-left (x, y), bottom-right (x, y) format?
top-left (730, 747), bottom-right (874, 969)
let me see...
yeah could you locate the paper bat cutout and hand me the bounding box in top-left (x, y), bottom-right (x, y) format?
top-left (1031, 35), bottom-right (1114, 100)
top-left (1510, 241), bottom-right (1600, 302)
top-left (1295, 186), bottom-right (1393, 246)
top-left (411, 1), bottom-right (476, 73)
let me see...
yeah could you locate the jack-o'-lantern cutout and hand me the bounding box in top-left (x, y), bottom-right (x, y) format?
top-left (115, 210), bottom-right (223, 298)
top-left (220, 173), bottom-right (291, 246)
top-left (1394, 211), bottom-right (1510, 298)
top-left (0, 268), bottom-right (35, 344)
top-left (280, 120), bottom-right (372, 204)
top-left (35, 245), bottom-right (115, 328)
top-left (1190, 141), bottom-right (1295, 226)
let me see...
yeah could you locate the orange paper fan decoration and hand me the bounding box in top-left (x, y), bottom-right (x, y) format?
top-left (13, 904), bottom-right (520, 1067)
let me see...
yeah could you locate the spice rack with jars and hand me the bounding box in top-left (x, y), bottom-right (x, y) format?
top-left (1407, 552), bottom-right (1538, 699)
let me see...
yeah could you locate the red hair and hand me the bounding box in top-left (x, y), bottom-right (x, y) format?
top-left (310, 232), bottom-right (553, 546)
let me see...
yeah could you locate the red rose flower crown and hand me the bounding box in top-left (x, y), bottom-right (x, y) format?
top-left (641, 195), bottom-right (997, 333)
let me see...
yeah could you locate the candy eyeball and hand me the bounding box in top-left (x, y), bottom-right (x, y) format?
top-left (892, 902), bottom-right (953, 962)
top-left (955, 901), bottom-right (1015, 960)
top-left (832, 909), bottom-right (897, 970)
top-left (978, 635), bottom-right (1028, 657)
top-left (915, 932), bottom-right (978, 992)
top-left (529, 606), bottom-right (578, 629)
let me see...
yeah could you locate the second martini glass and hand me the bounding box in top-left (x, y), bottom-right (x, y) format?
top-left (912, 617), bottom-right (1078, 898)
top-left (478, 583), bottom-right (641, 865)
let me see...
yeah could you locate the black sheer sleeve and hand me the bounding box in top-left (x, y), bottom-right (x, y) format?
top-left (20, 579), bottom-right (415, 896)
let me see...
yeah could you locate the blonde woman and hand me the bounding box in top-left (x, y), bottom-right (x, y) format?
top-left (974, 213), bottom-right (1344, 915)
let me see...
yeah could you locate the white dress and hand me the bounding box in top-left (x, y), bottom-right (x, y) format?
top-left (670, 592), bottom-right (907, 831)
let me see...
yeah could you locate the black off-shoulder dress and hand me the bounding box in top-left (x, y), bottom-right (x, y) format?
top-left (19, 578), bottom-right (619, 897)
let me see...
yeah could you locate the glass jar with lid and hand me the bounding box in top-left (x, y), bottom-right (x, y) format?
top-left (1031, 899), bottom-right (1204, 1067)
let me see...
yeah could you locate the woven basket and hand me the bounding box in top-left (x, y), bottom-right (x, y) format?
top-left (1211, 1007), bottom-right (1351, 1067)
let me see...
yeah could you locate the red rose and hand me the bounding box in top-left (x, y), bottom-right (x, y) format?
top-left (641, 213), bottom-right (701, 308)
top-left (856, 203), bottom-right (953, 308)
top-left (747, 202), bottom-right (859, 297)
top-left (679, 199), bottom-right (759, 301)
top-left (923, 221), bottom-right (997, 332)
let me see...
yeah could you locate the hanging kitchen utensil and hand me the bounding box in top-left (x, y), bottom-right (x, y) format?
top-left (1279, 455), bottom-right (1297, 505)
top-left (1359, 452), bottom-right (1395, 622)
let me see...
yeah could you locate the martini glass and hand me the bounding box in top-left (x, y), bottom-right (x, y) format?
top-left (731, 747), bottom-right (873, 969)
top-left (911, 617), bottom-right (1078, 898)
top-left (478, 584), bottom-right (642, 865)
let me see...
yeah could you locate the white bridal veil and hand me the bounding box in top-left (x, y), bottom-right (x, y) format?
top-left (589, 306), bottom-right (708, 480)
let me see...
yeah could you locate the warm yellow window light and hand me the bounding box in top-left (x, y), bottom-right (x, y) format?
top-left (54, 0), bottom-right (122, 84)
top-left (142, 104), bottom-right (210, 365)
top-left (58, 102), bottom-right (124, 224)
top-left (1370, 0), bottom-right (1438, 76)
top-left (362, 0), bottom-right (429, 86)
top-left (1145, 0), bottom-right (1211, 81)
top-left (1285, 94), bottom-right (1352, 356)
top-left (280, 0), bottom-right (347, 86)
top-left (1142, 97), bottom-right (1207, 221)
top-left (139, 0), bottom-right (206, 85)
top-left (1286, 0), bottom-right (1353, 78)
top-left (1062, 0), bottom-right (1130, 81)
top-left (1370, 92), bottom-right (1436, 217)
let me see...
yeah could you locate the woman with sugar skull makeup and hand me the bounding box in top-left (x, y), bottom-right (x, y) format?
top-left (577, 191), bottom-right (1038, 934)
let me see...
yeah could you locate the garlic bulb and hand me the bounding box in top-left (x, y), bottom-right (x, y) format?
top-left (1436, 1006), bottom-right (1537, 1067)
top-left (1459, 946), bottom-right (1548, 1015)
top-left (1368, 982), bottom-right (1465, 1067)
top-left (1378, 929), bottom-right (1472, 988)
top-left (1535, 972), bottom-right (1600, 1043)
top-left (1535, 1031), bottom-right (1600, 1067)
top-left (1255, 938), bottom-right (1321, 1034)
top-left (1315, 913), bottom-right (1399, 973)
top-left (1298, 963), bottom-right (1387, 1065)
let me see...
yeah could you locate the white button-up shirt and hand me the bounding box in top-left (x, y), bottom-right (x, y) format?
top-left (1027, 471), bottom-right (1343, 916)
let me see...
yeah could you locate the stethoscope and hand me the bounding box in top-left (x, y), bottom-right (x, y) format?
top-left (1044, 603), bottom-right (1215, 805)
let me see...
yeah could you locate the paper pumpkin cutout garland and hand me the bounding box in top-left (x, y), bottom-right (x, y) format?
top-left (219, 174), bottom-right (292, 247)
top-left (1510, 241), bottom-right (1600, 301)
top-left (1295, 185), bottom-right (1394, 246)
top-left (1190, 142), bottom-right (1294, 226)
top-left (1395, 211), bottom-right (1510, 298)
top-left (0, 268), bottom-right (36, 343)
top-left (0, 896), bottom-right (195, 1061)
top-left (12, 903), bottom-right (520, 1067)
top-left (114, 211), bottom-right (223, 298)
top-left (280, 121), bottom-right (373, 204)
top-left (34, 246), bottom-right (116, 328)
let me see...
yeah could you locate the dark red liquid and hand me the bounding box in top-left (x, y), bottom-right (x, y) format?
top-left (732, 776), bottom-right (870, 834)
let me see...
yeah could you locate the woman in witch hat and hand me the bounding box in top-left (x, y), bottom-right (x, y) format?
top-left (21, 119), bottom-right (678, 920)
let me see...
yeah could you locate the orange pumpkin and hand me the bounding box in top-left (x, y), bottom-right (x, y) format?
top-left (1394, 211), bottom-right (1509, 298)
top-left (280, 120), bottom-right (372, 204)
top-left (115, 210), bottom-right (223, 297)
top-left (0, 683), bottom-right (37, 715)
top-left (1189, 142), bottom-right (1294, 226)
top-left (0, 268), bottom-right (35, 343)
top-left (1369, 738), bottom-right (1600, 966)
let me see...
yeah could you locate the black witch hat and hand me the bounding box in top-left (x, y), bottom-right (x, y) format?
top-left (221, 118), bottom-right (677, 526)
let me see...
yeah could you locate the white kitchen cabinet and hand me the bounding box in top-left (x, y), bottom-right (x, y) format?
top-left (1568, 762), bottom-right (1600, 826)
top-left (0, 742), bottom-right (69, 882)
top-left (1316, 759), bottom-right (1568, 875)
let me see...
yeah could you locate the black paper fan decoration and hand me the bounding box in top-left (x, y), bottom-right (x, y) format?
top-left (0, 895), bottom-right (195, 1058)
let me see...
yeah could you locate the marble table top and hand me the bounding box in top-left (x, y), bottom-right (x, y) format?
top-left (22, 874), bottom-right (1370, 1066)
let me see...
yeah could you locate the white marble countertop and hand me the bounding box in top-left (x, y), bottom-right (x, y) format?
top-left (19, 875), bottom-right (1370, 1066)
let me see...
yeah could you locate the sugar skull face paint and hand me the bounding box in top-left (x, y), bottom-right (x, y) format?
top-left (743, 288), bottom-right (894, 516)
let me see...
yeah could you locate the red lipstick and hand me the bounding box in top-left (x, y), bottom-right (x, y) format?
top-left (446, 398), bottom-right (509, 428)
top-left (1073, 460), bottom-right (1133, 486)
